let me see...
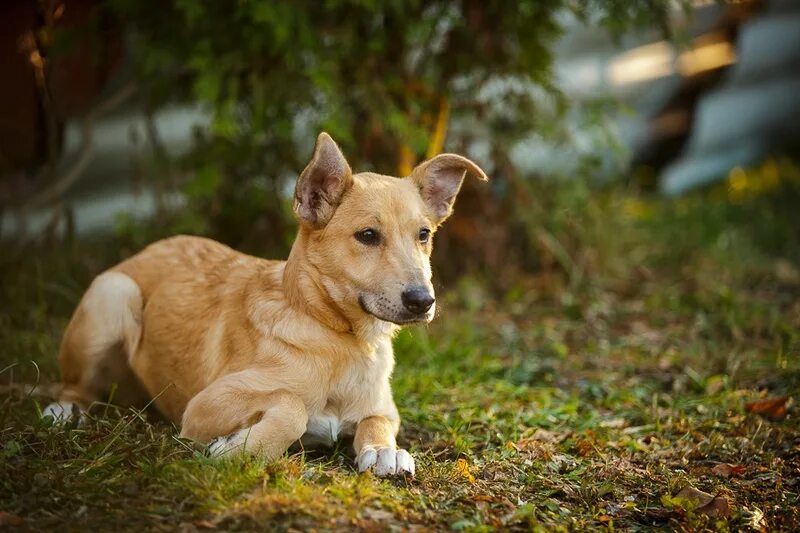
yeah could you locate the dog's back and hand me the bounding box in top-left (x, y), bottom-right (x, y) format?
top-left (114, 235), bottom-right (254, 302)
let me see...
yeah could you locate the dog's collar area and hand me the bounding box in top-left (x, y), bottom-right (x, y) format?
top-left (282, 251), bottom-right (355, 334)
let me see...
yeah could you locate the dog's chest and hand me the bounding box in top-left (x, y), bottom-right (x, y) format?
top-left (301, 390), bottom-right (362, 447)
top-left (301, 344), bottom-right (393, 447)
top-left (302, 412), bottom-right (355, 447)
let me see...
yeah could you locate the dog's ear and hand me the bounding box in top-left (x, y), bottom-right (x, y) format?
top-left (293, 132), bottom-right (353, 227)
top-left (411, 154), bottom-right (488, 225)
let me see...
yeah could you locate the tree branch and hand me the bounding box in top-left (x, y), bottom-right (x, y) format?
top-left (24, 82), bottom-right (138, 208)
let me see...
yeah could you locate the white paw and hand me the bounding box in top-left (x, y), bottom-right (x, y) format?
top-left (357, 446), bottom-right (415, 477)
top-left (41, 402), bottom-right (82, 425)
top-left (208, 428), bottom-right (249, 458)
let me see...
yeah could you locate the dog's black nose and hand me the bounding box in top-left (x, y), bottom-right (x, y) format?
top-left (401, 287), bottom-right (435, 315)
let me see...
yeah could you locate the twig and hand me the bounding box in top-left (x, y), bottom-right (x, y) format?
top-left (24, 82), bottom-right (138, 208)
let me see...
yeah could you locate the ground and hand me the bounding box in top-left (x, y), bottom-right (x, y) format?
top-left (1, 175), bottom-right (799, 531)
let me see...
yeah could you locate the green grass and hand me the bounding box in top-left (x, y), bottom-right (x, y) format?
top-left (1, 174), bottom-right (799, 531)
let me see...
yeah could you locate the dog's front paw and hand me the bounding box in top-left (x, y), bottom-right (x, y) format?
top-left (357, 446), bottom-right (415, 477)
top-left (208, 428), bottom-right (248, 458)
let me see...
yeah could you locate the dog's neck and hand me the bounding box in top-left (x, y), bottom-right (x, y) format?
top-left (283, 229), bottom-right (390, 342)
top-left (283, 234), bottom-right (350, 333)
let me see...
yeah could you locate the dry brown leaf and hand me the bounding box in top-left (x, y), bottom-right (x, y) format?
top-left (745, 396), bottom-right (791, 421)
top-left (697, 497), bottom-right (732, 518)
top-left (575, 438), bottom-right (595, 457)
top-left (711, 463), bottom-right (745, 478)
top-left (675, 487), bottom-right (714, 508)
top-left (672, 487), bottom-right (732, 518)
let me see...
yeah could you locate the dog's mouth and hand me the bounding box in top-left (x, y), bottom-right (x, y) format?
top-left (358, 294), bottom-right (434, 325)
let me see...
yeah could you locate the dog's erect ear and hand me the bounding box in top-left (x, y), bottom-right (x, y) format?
top-left (293, 132), bottom-right (353, 227)
top-left (411, 154), bottom-right (488, 224)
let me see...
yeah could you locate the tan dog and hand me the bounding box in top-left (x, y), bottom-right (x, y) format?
top-left (42, 132), bottom-right (486, 477)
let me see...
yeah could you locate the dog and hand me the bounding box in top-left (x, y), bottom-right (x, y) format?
top-left (41, 132), bottom-right (487, 477)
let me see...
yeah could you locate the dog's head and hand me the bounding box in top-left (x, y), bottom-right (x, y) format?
top-left (292, 132), bottom-right (487, 326)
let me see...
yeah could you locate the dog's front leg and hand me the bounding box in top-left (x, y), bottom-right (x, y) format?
top-left (181, 371), bottom-right (309, 461)
top-left (354, 416), bottom-right (415, 477)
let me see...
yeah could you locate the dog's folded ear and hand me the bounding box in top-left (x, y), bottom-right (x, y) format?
top-left (410, 154), bottom-right (488, 225)
top-left (294, 132), bottom-right (353, 228)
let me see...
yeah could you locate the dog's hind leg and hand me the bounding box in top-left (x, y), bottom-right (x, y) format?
top-left (42, 271), bottom-right (149, 423)
top-left (180, 372), bottom-right (308, 460)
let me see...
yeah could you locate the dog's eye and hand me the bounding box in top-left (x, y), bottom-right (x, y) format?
top-left (355, 228), bottom-right (380, 246)
top-left (418, 228), bottom-right (431, 244)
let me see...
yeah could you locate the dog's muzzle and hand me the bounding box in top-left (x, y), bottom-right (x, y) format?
top-left (358, 292), bottom-right (435, 325)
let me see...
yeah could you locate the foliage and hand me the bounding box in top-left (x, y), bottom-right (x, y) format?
top-left (97, 0), bottom-right (678, 256)
top-left (1, 170), bottom-right (799, 530)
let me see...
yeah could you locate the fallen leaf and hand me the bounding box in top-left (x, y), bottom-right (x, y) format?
top-left (455, 458), bottom-right (476, 484)
top-left (575, 439), bottom-right (594, 457)
top-left (674, 487), bottom-right (714, 508)
top-left (697, 496), bottom-right (732, 518)
top-left (669, 487), bottom-right (732, 518)
top-left (711, 463), bottom-right (745, 478)
top-left (745, 396), bottom-right (791, 421)
top-left (0, 511), bottom-right (23, 527)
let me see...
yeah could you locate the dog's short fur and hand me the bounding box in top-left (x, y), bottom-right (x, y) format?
top-left (43, 133), bottom-right (486, 476)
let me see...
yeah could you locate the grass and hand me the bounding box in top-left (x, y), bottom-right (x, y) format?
top-left (1, 171), bottom-right (799, 531)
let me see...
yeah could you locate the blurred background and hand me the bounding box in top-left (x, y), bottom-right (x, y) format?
top-left (1, 0), bottom-right (799, 320)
